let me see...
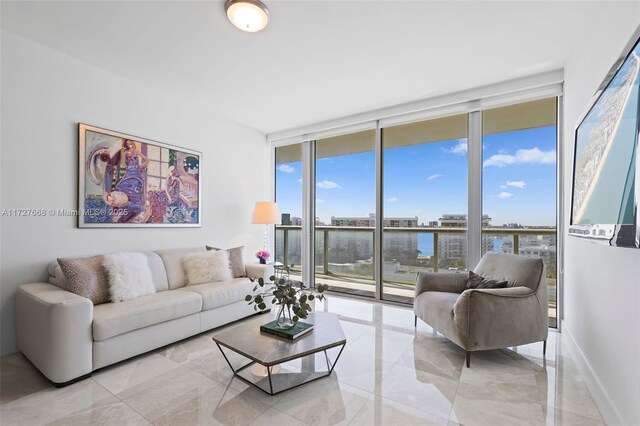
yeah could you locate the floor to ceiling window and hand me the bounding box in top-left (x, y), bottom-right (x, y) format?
top-left (272, 95), bottom-right (559, 326)
top-left (481, 98), bottom-right (558, 327)
top-left (274, 143), bottom-right (303, 274)
top-left (315, 130), bottom-right (376, 297)
top-left (381, 114), bottom-right (468, 303)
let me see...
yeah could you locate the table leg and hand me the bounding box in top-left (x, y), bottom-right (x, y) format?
top-left (267, 365), bottom-right (274, 395)
top-left (327, 343), bottom-right (346, 374)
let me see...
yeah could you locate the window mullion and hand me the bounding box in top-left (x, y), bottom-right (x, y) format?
top-left (375, 122), bottom-right (383, 300)
top-left (468, 111), bottom-right (483, 270)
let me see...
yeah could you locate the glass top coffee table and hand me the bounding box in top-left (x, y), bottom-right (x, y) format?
top-left (211, 312), bottom-right (346, 395)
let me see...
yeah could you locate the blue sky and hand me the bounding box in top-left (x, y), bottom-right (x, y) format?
top-left (276, 126), bottom-right (557, 226)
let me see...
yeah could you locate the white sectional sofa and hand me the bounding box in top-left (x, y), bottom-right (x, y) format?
top-left (16, 247), bottom-right (272, 386)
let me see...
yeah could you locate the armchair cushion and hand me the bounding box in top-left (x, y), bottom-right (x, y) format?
top-left (414, 271), bottom-right (467, 297)
top-left (415, 291), bottom-right (466, 348)
top-left (474, 253), bottom-right (543, 291)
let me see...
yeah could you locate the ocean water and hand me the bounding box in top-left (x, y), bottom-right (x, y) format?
top-left (418, 233), bottom-right (435, 256)
top-left (417, 233), bottom-right (505, 256)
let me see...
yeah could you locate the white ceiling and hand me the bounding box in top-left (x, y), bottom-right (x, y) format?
top-left (1, 1), bottom-right (609, 134)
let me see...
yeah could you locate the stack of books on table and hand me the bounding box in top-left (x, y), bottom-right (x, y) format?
top-left (260, 320), bottom-right (313, 340)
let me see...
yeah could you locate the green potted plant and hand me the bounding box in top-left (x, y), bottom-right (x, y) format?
top-left (245, 267), bottom-right (327, 329)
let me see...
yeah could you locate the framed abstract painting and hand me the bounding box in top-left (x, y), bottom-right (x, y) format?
top-left (78, 124), bottom-right (201, 228)
top-left (569, 30), bottom-right (640, 248)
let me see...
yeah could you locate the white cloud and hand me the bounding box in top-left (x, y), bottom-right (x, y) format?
top-left (506, 180), bottom-right (526, 189)
top-left (297, 178), bottom-right (302, 184)
top-left (278, 164), bottom-right (294, 173)
top-left (497, 192), bottom-right (514, 199)
top-left (317, 180), bottom-right (341, 190)
top-left (317, 199), bottom-right (325, 204)
top-left (443, 140), bottom-right (468, 155)
top-left (483, 148), bottom-right (556, 167)
top-left (386, 197), bottom-right (398, 203)
top-left (427, 173), bottom-right (443, 181)
top-left (500, 185), bottom-right (507, 189)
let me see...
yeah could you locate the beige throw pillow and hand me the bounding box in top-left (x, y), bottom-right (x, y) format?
top-left (206, 245), bottom-right (245, 278)
top-left (183, 250), bottom-right (232, 285)
top-left (57, 256), bottom-right (110, 305)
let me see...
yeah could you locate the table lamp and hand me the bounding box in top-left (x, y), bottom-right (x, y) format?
top-left (252, 201), bottom-right (281, 251)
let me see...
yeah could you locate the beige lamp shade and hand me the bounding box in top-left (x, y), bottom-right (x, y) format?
top-left (251, 202), bottom-right (281, 224)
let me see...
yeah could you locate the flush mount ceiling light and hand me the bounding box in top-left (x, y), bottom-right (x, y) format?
top-left (225, 0), bottom-right (270, 33)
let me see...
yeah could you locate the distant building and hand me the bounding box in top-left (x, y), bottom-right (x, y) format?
top-left (281, 213), bottom-right (291, 225)
top-left (327, 213), bottom-right (419, 264)
top-left (330, 213), bottom-right (418, 228)
top-left (437, 214), bottom-right (493, 265)
top-left (502, 222), bottom-right (524, 228)
top-left (439, 214), bottom-right (492, 228)
top-left (518, 235), bottom-right (557, 269)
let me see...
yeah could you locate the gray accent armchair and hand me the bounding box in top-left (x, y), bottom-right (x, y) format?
top-left (413, 253), bottom-right (548, 367)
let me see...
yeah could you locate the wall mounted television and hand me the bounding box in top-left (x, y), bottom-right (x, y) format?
top-left (569, 29), bottom-right (640, 249)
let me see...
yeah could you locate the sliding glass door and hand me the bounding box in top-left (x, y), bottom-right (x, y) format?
top-left (314, 130), bottom-right (377, 297)
top-left (381, 114), bottom-right (468, 303)
top-left (482, 98), bottom-right (558, 327)
top-left (273, 97), bottom-right (559, 326)
top-left (274, 143), bottom-right (303, 278)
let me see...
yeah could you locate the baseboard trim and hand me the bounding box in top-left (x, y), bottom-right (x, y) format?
top-left (561, 320), bottom-right (626, 425)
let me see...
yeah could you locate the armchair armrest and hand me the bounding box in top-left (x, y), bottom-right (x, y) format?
top-left (245, 263), bottom-right (274, 282)
top-left (453, 286), bottom-right (548, 350)
top-left (17, 283), bottom-right (93, 384)
top-left (414, 271), bottom-right (467, 297)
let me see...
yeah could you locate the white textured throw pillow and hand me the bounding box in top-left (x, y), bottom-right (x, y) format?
top-left (103, 252), bottom-right (156, 302)
top-left (182, 250), bottom-right (232, 285)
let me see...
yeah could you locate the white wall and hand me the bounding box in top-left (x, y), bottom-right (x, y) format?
top-left (562, 4), bottom-right (640, 425)
top-left (0, 32), bottom-right (268, 356)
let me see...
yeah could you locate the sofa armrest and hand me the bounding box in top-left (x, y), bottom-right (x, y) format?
top-left (415, 271), bottom-right (467, 297)
top-left (17, 283), bottom-right (93, 384)
top-left (245, 263), bottom-right (274, 282)
top-left (453, 286), bottom-right (548, 350)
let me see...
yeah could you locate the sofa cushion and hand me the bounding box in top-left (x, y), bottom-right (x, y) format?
top-left (57, 256), bottom-right (111, 305)
top-left (206, 246), bottom-right (246, 278)
top-left (177, 278), bottom-right (255, 311)
top-left (155, 247), bottom-right (206, 289)
top-left (93, 290), bottom-right (202, 341)
top-left (49, 251), bottom-right (169, 293)
top-left (144, 252), bottom-right (170, 292)
top-left (103, 252), bottom-right (156, 302)
top-left (183, 250), bottom-right (232, 285)
top-left (48, 262), bottom-right (67, 288)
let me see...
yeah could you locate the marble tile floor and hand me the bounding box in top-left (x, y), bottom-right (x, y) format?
top-left (1, 295), bottom-right (604, 426)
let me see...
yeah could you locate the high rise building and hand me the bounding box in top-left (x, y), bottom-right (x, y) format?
top-left (437, 214), bottom-right (493, 266)
top-left (327, 214), bottom-right (419, 264)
